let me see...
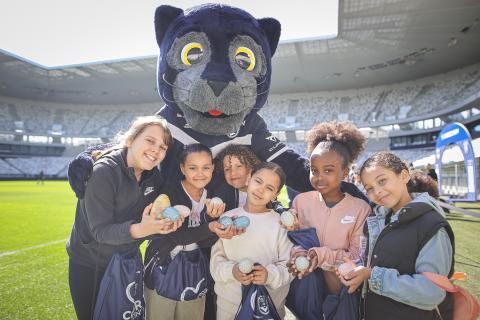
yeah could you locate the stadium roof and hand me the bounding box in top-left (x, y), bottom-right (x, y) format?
top-left (0, 0), bottom-right (479, 105)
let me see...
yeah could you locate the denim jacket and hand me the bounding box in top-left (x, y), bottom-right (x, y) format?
top-left (363, 193), bottom-right (453, 310)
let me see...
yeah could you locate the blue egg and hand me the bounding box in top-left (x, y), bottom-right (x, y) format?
top-left (219, 216), bottom-right (234, 229)
top-left (295, 256), bottom-right (310, 272)
top-left (162, 207), bottom-right (180, 222)
top-left (233, 216), bottom-right (250, 229)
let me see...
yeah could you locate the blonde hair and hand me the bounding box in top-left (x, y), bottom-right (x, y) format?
top-left (93, 116), bottom-right (172, 161)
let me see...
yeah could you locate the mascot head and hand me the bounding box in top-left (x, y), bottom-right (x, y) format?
top-left (155, 4), bottom-right (281, 135)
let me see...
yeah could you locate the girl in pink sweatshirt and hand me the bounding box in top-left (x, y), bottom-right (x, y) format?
top-left (287, 121), bottom-right (371, 294)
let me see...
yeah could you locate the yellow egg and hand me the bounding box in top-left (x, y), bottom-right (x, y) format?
top-left (152, 194), bottom-right (171, 219)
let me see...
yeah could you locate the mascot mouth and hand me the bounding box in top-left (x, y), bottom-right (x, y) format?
top-left (203, 109), bottom-right (229, 118)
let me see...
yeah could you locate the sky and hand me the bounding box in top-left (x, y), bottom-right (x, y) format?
top-left (0, 0), bottom-right (338, 68)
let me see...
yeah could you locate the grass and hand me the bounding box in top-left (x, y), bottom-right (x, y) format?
top-left (0, 182), bottom-right (478, 319)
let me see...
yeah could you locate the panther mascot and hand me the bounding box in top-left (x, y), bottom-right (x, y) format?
top-left (69, 3), bottom-right (316, 198)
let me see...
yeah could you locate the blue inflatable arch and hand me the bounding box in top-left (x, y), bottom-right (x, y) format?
top-left (435, 122), bottom-right (477, 201)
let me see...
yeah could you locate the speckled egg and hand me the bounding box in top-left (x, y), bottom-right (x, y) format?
top-left (219, 216), bottom-right (234, 229)
top-left (280, 211), bottom-right (295, 227)
top-left (162, 207), bottom-right (180, 222)
top-left (233, 216), bottom-right (250, 229)
top-left (210, 197), bottom-right (224, 205)
top-left (238, 258), bottom-right (254, 274)
top-left (174, 205), bottom-right (191, 217)
top-left (295, 256), bottom-right (310, 272)
top-left (152, 194), bottom-right (171, 219)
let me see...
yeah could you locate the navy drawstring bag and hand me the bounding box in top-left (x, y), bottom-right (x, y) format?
top-left (285, 228), bottom-right (328, 320)
top-left (235, 284), bottom-right (281, 320)
top-left (323, 286), bottom-right (360, 320)
top-left (93, 247), bottom-right (145, 320)
top-left (153, 248), bottom-right (212, 301)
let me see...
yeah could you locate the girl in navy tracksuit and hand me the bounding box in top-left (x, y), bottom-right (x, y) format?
top-left (144, 143), bottom-right (228, 320)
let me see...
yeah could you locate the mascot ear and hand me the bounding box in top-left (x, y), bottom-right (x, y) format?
top-left (154, 5), bottom-right (183, 47)
top-left (258, 18), bottom-right (281, 57)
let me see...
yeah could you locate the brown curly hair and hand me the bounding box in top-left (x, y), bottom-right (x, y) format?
top-left (306, 121), bottom-right (365, 168)
top-left (408, 170), bottom-right (439, 198)
top-left (214, 144), bottom-right (261, 173)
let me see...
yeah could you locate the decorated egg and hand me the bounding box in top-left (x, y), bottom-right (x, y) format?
top-left (162, 207), bottom-right (180, 222)
top-left (210, 197), bottom-right (224, 205)
top-left (174, 205), bottom-right (191, 217)
top-left (280, 211), bottom-right (295, 227)
top-left (238, 258), bottom-right (254, 274)
top-left (337, 262), bottom-right (356, 277)
top-left (219, 216), bottom-right (234, 229)
top-left (295, 256), bottom-right (310, 272)
top-left (233, 216), bottom-right (250, 229)
top-left (152, 194), bottom-right (171, 219)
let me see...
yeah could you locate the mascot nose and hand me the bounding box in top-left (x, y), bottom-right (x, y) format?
top-left (207, 80), bottom-right (228, 97)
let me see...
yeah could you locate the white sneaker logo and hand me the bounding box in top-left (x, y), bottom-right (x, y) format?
top-left (340, 215), bottom-right (356, 224)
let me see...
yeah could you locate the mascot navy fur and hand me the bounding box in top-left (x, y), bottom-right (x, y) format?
top-left (68, 3), bottom-right (312, 197)
top-left (68, 4), bottom-right (367, 203)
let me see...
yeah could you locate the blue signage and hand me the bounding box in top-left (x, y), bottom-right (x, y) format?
top-left (435, 122), bottom-right (476, 201)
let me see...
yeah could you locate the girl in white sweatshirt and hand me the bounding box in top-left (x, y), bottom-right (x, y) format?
top-left (210, 162), bottom-right (294, 319)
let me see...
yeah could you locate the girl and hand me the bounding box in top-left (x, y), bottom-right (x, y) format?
top-left (214, 144), bottom-right (261, 209)
top-left (66, 115), bottom-right (183, 320)
top-left (341, 152), bottom-right (454, 320)
top-left (210, 162), bottom-right (294, 320)
top-left (143, 143), bottom-right (229, 320)
top-left (288, 121), bottom-right (371, 294)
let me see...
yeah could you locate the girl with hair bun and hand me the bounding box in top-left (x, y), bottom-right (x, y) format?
top-left (286, 121), bottom-right (371, 294)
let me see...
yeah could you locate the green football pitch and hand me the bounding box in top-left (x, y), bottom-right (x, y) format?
top-left (0, 181), bottom-right (478, 319)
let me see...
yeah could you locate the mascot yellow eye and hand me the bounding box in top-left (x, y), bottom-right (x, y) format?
top-left (235, 47), bottom-right (255, 71)
top-left (181, 42), bottom-right (204, 66)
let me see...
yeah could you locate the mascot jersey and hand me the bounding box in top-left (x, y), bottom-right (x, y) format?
top-left (153, 4), bottom-right (311, 193)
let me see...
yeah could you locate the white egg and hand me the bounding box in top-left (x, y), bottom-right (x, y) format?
top-left (174, 205), bottom-right (190, 217)
top-left (238, 258), bottom-right (254, 274)
top-left (280, 211), bottom-right (295, 227)
top-left (295, 256), bottom-right (310, 272)
top-left (210, 197), bottom-right (224, 205)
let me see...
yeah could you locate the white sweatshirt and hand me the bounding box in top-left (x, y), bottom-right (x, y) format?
top-left (210, 207), bottom-right (294, 319)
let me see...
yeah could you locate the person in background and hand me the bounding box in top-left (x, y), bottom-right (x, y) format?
top-left (426, 163), bottom-right (438, 181)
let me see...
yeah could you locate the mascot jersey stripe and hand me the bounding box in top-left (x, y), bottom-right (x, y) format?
top-left (156, 105), bottom-right (312, 193)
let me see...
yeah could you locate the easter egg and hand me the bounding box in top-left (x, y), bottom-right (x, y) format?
top-left (280, 211), bottom-right (295, 227)
top-left (238, 258), bottom-right (254, 274)
top-left (210, 197), bottom-right (224, 205)
top-left (295, 256), bottom-right (310, 272)
top-left (233, 216), bottom-right (250, 229)
top-left (174, 205), bottom-right (191, 217)
top-left (219, 216), bottom-right (234, 229)
top-left (338, 262), bottom-right (356, 277)
top-left (152, 194), bottom-right (171, 219)
top-left (162, 207), bottom-right (180, 222)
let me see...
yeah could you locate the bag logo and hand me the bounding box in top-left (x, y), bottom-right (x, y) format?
top-left (180, 278), bottom-right (207, 301)
top-left (122, 281), bottom-right (143, 320)
top-left (250, 290), bottom-right (270, 317)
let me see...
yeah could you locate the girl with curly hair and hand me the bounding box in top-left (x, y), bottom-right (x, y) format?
top-left (286, 121), bottom-right (371, 294)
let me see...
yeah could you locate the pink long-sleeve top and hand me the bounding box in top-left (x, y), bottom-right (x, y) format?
top-left (292, 191), bottom-right (371, 293)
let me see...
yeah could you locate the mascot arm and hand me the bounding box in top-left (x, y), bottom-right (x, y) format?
top-left (68, 142), bottom-right (115, 198)
top-left (250, 118), bottom-right (312, 193)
